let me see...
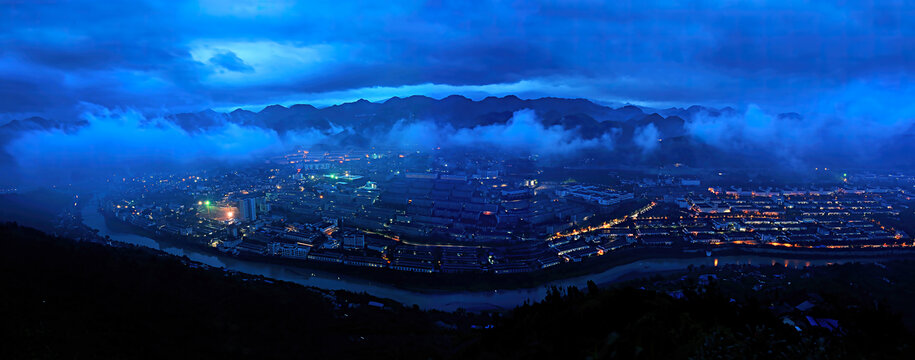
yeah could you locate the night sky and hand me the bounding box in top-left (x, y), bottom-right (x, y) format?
top-left (1, 0), bottom-right (914, 187)
top-left (2, 0), bottom-right (913, 120)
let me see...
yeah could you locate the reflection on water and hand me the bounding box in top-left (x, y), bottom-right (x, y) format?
top-left (81, 197), bottom-right (876, 312)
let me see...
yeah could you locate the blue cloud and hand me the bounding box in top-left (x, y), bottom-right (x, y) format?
top-left (0, 0), bottom-right (912, 118)
top-left (208, 50), bottom-right (255, 73)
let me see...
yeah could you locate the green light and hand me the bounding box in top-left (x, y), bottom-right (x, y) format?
top-left (205, 200), bottom-right (210, 206)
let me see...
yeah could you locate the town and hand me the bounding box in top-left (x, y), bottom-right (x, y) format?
top-left (91, 148), bottom-right (915, 276)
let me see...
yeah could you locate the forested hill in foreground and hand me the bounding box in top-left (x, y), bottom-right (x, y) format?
top-left (0, 223), bottom-right (457, 359)
top-left (2, 222), bottom-right (914, 359)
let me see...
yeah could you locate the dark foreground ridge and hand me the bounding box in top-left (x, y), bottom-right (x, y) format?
top-left (2, 223), bottom-right (914, 359)
top-left (0, 223), bottom-right (457, 359)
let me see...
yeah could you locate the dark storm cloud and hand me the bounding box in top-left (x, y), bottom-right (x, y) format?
top-left (208, 51), bottom-right (255, 73)
top-left (701, 2), bottom-right (915, 78)
top-left (0, 0), bottom-right (912, 116)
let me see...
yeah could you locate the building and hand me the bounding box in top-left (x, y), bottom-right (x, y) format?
top-left (267, 241), bottom-right (311, 259)
top-left (343, 232), bottom-right (365, 249)
top-left (238, 197), bottom-right (258, 222)
top-left (555, 184), bottom-right (634, 206)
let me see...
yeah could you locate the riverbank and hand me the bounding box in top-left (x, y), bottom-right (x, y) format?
top-left (98, 209), bottom-right (915, 293)
top-left (81, 203), bottom-right (913, 312)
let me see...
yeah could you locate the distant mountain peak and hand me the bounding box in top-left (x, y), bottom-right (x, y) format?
top-left (260, 104), bottom-right (287, 113)
top-left (230, 108), bottom-right (250, 113)
top-left (289, 104), bottom-right (317, 111)
top-left (442, 94), bottom-right (471, 101)
top-left (642, 113), bottom-right (665, 122)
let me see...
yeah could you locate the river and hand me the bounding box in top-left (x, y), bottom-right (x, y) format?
top-left (81, 197), bottom-right (880, 312)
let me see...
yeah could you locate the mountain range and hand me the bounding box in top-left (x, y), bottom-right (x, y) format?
top-left (2, 95), bottom-right (913, 177)
top-left (163, 95), bottom-right (730, 138)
